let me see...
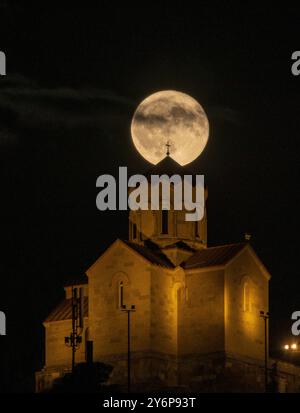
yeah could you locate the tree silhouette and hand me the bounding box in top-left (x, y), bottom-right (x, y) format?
top-left (48, 362), bottom-right (120, 393)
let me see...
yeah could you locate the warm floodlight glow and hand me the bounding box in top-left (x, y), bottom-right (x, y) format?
top-left (284, 344), bottom-right (290, 350)
top-left (131, 90), bottom-right (209, 166)
top-left (291, 343), bottom-right (297, 350)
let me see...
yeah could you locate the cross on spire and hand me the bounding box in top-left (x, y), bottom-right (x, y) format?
top-left (166, 141), bottom-right (171, 156)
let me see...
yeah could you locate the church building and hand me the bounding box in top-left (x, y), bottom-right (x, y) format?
top-left (36, 156), bottom-right (300, 392)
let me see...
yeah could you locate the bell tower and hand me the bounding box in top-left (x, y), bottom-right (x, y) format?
top-left (128, 155), bottom-right (208, 265)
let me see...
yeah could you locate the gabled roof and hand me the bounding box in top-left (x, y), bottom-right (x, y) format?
top-left (182, 243), bottom-right (246, 269)
top-left (44, 297), bottom-right (88, 323)
top-left (86, 239), bottom-right (175, 276)
top-left (162, 240), bottom-right (196, 252)
top-left (122, 240), bottom-right (174, 268)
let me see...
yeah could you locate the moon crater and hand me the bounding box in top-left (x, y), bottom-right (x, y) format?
top-left (131, 90), bottom-right (209, 165)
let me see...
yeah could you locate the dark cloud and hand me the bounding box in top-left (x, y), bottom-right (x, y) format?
top-left (134, 98), bottom-right (202, 127)
top-left (0, 74), bottom-right (134, 145)
top-left (134, 112), bottom-right (169, 125)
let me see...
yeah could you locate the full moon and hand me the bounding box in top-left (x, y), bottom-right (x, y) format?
top-left (131, 90), bottom-right (209, 166)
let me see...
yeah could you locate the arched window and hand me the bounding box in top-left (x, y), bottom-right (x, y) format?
top-left (132, 223), bottom-right (137, 239)
top-left (161, 210), bottom-right (168, 234)
top-left (194, 222), bottom-right (199, 238)
top-left (243, 281), bottom-right (250, 312)
top-left (119, 281), bottom-right (124, 309)
top-left (111, 272), bottom-right (129, 309)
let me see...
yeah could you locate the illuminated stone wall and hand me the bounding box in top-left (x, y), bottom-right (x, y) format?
top-left (86, 239), bottom-right (185, 386)
top-left (225, 247), bottom-right (269, 361)
top-left (179, 269), bottom-right (225, 356)
top-left (87, 240), bottom-right (152, 360)
top-left (40, 243), bottom-right (272, 391)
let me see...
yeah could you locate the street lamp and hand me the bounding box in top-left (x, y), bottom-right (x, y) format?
top-left (283, 341), bottom-right (300, 365)
top-left (260, 310), bottom-right (270, 392)
top-left (283, 342), bottom-right (299, 352)
top-left (121, 304), bottom-right (136, 393)
top-left (65, 287), bottom-right (84, 372)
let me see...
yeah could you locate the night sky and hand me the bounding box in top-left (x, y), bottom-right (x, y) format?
top-left (0, 3), bottom-right (300, 392)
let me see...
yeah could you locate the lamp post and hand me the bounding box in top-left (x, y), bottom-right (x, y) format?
top-left (260, 310), bottom-right (270, 392)
top-left (121, 304), bottom-right (136, 393)
top-left (65, 287), bottom-right (84, 372)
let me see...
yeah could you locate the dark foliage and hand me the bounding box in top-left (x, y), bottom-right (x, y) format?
top-left (47, 362), bottom-right (120, 393)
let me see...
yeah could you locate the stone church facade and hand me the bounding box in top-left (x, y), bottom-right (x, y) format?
top-left (36, 157), bottom-right (300, 392)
